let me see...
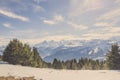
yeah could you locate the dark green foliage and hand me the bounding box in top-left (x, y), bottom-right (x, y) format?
top-left (0, 55), bottom-right (2, 61)
top-left (52, 58), bottom-right (63, 69)
top-left (77, 58), bottom-right (104, 70)
top-left (64, 60), bottom-right (72, 69)
top-left (51, 58), bottom-right (105, 70)
top-left (31, 47), bottom-right (43, 67)
top-left (78, 58), bottom-right (84, 69)
top-left (3, 39), bottom-right (24, 64)
top-left (106, 43), bottom-right (120, 69)
top-left (3, 39), bottom-right (44, 68)
top-left (69, 59), bottom-right (78, 70)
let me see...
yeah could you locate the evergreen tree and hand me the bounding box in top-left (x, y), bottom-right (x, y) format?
top-left (65, 60), bottom-right (72, 69)
top-left (82, 58), bottom-right (89, 69)
top-left (52, 58), bottom-right (63, 69)
top-left (3, 39), bottom-right (24, 64)
top-left (78, 59), bottom-right (83, 69)
top-left (106, 43), bottom-right (120, 69)
top-left (32, 47), bottom-right (43, 67)
top-left (70, 59), bottom-right (78, 70)
top-left (61, 61), bottom-right (66, 69)
top-left (0, 55), bottom-right (2, 61)
top-left (20, 44), bottom-right (31, 66)
top-left (3, 39), bottom-right (45, 68)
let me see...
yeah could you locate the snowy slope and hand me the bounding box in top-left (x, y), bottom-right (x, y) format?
top-left (0, 64), bottom-right (120, 80)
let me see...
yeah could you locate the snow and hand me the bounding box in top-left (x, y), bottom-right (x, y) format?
top-left (0, 64), bottom-right (120, 80)
top-left (36, 39), bottom-right (112, 61)
top-left (94, 47), bottom-right (99, 53)
top-left (88, 50), bottom-right (93, 55)
top-left (93, 57), bottom-right (105, 60)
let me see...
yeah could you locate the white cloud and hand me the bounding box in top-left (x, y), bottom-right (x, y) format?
top-left (94, 22), bottom-right (114, 27)
top-left (18, 35), bottom-right (81, 45)
top-left (0, 35), bottom-right (78, 46)
top-left (67, 21), bottom-right (88, 30)
top-left (2, 35), bottom-right (81, 46)
top-left (98, 8), bottom-right (120, 21)
top-left (2, 23), bottom-right (12, 28)
top-left (0, 9), bottom-right (29, 22)
top-left (103, 27), bottom-right (120, 33)
top-left (111, 27), bottom-right (120, 33)
top-left (69, 0), bottom-right (104, 17)
top-left (43, 20), bottom-right (55, 25)
top-left (82, 0), bottom-right (103, 10)
top-left (82, 32), bottom-right (120, 40)
top-left (82, 25), bottom-right (120, 40)
top-left (82, 33), bottom-right (108, 40)
top-left (43, 15), bottom-right (64, 25)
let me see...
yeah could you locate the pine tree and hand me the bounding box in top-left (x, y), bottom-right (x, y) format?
top-left (52, 58), bottom-right (63, 69)
top-left (3, 39), bottom-right (45, 68)
top-left (61, 61), bottom-right (66, 69)
top-left (65, 60), bottom-right (72, 69)
top-left (52, 58), bottom-right (58, 69)
top-left (70, 59), bottom-right (78, 70)
top-left (3, 39), bottom-right (24, 64)
top-left (78, 59), bottom-right (83, 69)
top-left (20, 44), bottom-right (31, 66)
top-left (106, 43), bottom-right (120, 69)
top-left (32, 47), bottom-right (43, 67)
top-left (0, 55), bottom-right (2, 61)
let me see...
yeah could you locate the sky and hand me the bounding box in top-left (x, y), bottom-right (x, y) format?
top-left (0, 0), bottom-right (120, 46)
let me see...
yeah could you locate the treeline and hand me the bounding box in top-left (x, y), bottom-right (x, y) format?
top-left (1, 39), bottom-right (120, 70)
top-left (50, 58), bottom-right (105, 70)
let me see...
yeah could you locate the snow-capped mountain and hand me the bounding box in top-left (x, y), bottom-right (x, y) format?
top-left (35, 39), bottom-right (120, 62)
top-left (35, 40), bottom-right (85, 58)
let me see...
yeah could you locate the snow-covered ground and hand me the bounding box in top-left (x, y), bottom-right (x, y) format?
top-left (0, 64), bottom-right (120, 80)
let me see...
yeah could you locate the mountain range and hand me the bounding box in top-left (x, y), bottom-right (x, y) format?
top-left (35, 39), bottom-right (119, 62)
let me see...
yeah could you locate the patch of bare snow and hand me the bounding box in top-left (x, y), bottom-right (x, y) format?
top-left (88, 50), bottom-right (93, 55)
top-left (94, 47), bottom-right (99, 53)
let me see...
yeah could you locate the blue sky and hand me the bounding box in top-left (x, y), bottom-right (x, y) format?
top-left (0, 0), bottom-right (120, 46)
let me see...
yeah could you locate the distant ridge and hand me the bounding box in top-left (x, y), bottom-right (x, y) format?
top-left (35, 39), bottom-right (120, 62)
